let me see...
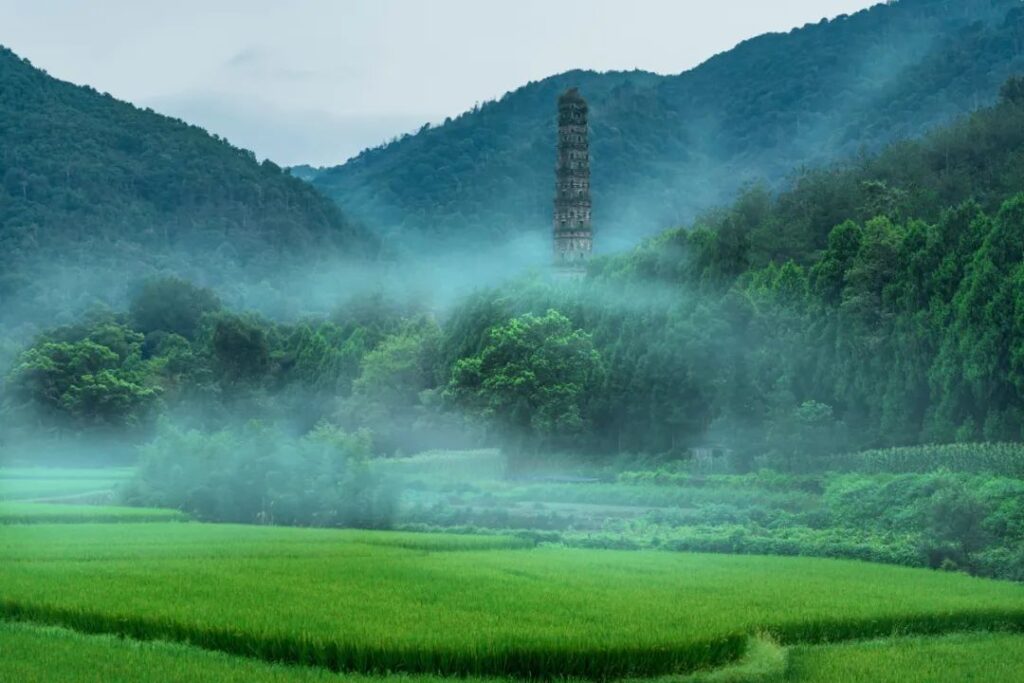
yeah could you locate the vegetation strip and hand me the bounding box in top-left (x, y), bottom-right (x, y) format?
top-left (3, 605), bottom-right (1024, 680)
top-left (0, 621), bottom-right (351, 683)
top-left (0, 602), bottom-right (745, 679)
top-left (785, 631), bottom-right (1024, 683)
top-left (0, 503), bottom-right (188, 524)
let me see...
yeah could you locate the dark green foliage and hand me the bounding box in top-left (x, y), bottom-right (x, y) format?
top-left (446, 310), bottom-right (602, 453)
top-left (208, 315), bottom-right (271, 385)
top-left (822, 471), bottom-right (1024, 574)
top-left (129, 278), bottom-right (221, 341)
top-left (1, 291), bottom-right (434, 449)
top-left (313, 0), bottom-right (1024, 253)
top-left (5, 322), bottom-right (160, 430)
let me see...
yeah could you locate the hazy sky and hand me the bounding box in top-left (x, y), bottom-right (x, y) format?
top-left (0, 1), bottom-right (879, 166)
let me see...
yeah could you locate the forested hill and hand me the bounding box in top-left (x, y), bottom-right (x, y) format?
top-left (441, 83), bottom-right (1024, 459)
top-left (0, 46), bottom-right (376, 321)
top-left (312, 0), bottom-right (1024, 255)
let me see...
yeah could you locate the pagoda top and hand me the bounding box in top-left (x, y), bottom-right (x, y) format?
top-left (559, 87), bottom-right (585, 104)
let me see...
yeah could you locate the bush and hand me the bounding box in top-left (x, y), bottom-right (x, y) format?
top-left (124, 421), bottom-right (394, 528)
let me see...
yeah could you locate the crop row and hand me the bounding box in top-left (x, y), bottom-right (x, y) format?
top-left (785, 632), bottom-right (1024, 683)
top-left (6, 618), bottom-right (1024, 682)
top-left (0, 599), bottom-right (742, 679)
top-left (4, 595), bottom-right (1024, 679)
top-left (816, 442), bottom-right (1024, 476)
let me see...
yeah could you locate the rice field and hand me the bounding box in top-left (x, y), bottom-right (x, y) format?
top-left (0, 621), bottom-right (490, 683)
top-left (4, 522), bottom-right (1024, 679)
top-left (5, 621), bottom-right (1022, 682)
top-left (785, 632), bottom-right (1024, 682)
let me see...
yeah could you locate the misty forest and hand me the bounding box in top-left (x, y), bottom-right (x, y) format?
top-left (5, 1), bottom-right (1024, 682)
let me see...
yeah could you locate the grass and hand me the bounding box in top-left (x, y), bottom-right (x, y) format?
top-left (679, 635), bottom-right (787, 682)
top-left (0, 621), bottom-right (498, 683)
top-left (0, 502), bottom-right (188, 524)
top-left (3, 522), bottom-right (1024, 679)
top-left (5, 623), bottom-right (1020, 683)
top-left (785, 632), bottom-right (1024, 682)
top-left (0, 467), bottom-right (132, 501)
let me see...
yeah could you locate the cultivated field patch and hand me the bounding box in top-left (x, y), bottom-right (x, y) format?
top-left (784, 631), bottom-right (1024, 682)
top-left (3, 522), bottom-right (1024, 678)
top-left (0, 621), bottom-right (498, 683)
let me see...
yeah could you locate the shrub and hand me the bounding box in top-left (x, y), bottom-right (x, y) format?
top-left (124, 421), bottom-right (394, 528)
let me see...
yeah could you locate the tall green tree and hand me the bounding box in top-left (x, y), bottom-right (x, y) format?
top-left (447, 310), bottom-right (601, 454)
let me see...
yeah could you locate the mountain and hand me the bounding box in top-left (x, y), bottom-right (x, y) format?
top-left (312, 0), bottom-right (1024, 256)
top-left (0, 46), bottom-right (377, 324)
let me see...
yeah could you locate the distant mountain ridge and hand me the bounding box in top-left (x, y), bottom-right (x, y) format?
top-left (0, 45), bottom-right (377, 322)
top-left (312, 0), bottom-right (1024, 255)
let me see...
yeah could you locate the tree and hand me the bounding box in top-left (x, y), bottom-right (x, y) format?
top-left (6, 327), bottom-right (160, 429)
top-left (338, 323), bottom-right (443, 453)
top-left (446, 309), bottom-right (601, 453)
top-left (1000, 75), bottom-right (1024, 105)
top-left (208, 314), bottom-right (271, 385)
top-left (352, 325), bottom-right (439, 410)
top-left (130, 277), bottom-right (221, 341)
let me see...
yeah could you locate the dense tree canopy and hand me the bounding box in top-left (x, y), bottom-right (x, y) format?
top-left (6, 323), bottom-right (159, 431)
top-left (447, 310), bottom-right (601, 453)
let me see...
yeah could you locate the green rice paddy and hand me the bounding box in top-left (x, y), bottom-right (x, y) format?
top-left (4, 522), bottom-right (1024, 679)
top-left (0, 621), bottom-right (484, 683)
top-left (5, 622), bottom-right (1021, 682)
top-left (3, 465), bottom-right (1023, 681)
top-left (785, 632), bottom-right (1024, 682)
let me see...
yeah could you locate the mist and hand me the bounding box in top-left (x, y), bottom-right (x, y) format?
top-left (7, 5), bottom-right (1024, 681)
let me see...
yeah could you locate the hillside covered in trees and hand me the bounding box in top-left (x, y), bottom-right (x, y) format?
top-left (448, 79), bottom-right (1024, 459)
top-left (10, 83), bottom-right (1024, 463)
top-left (311, 0), bottom-right (1024, 258)
top-left (0, 46), bottom-right (377, 330)
top-left (8, 2), bottom-right (1024, 464)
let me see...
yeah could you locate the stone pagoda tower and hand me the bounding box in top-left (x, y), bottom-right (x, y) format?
top-left (553, 88), bottom-right (592, 275)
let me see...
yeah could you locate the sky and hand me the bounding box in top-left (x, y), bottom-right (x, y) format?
top-left (0, 1), bottom-right (880, 167)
